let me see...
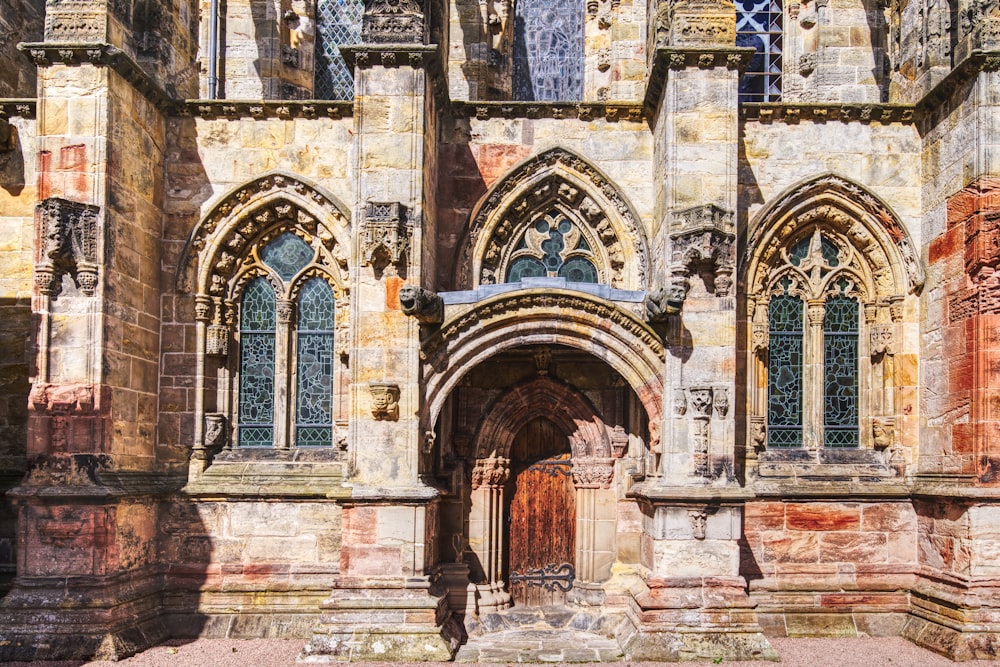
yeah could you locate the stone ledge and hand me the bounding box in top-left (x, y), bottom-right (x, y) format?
top-left (629, 483), bottom-right (754, 503)
top-left (452, 100), bottom-right (646, 122)
top-left (742, 103), bottom-right (915, 125)
top-left (180, 99), bottom-right (354, 120)
top-left (183, 459), bottom-right (349, 499)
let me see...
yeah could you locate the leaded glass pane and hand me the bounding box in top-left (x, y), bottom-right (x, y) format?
top-left (315, 0), bottom-right (363, 100)
top-left (513, 0), bottom-right (584, 101)
top-left (737, 0), bottom-right (782, 102)
top-left (768, 294), bottom-right (803, 447)
top-left (296, 278), bottom-right (334, 447)
top-left (559, 257), bottom-right (598, 283)
top-left (508, 257), bottom-right (546, 282)
top-left (239, 278), bottom-right (276, 447)
top-left (262, 232), bottom-right (314, 281)
top-left (824, 294), bottom-right (859, 447)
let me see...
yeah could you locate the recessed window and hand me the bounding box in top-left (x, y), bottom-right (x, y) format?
top-left (513, 0), bottom-right (584, 101)
top-left (737, 0), bottom-right (783, 102)
top-left (315, 0), bottom-right (363, 100)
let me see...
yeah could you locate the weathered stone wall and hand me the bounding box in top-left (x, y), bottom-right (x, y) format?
top-left (161, 498), bottom-right (342, 637)
top-left (743, 499), bottom-right (917, 636)
top-left (0, 0), bottom-right (44, 97)
top-left (0, 110), bottom-right (37, 595)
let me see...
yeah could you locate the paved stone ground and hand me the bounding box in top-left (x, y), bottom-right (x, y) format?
top-left (456, 628), bottom-right (624, 663)
top-left (7, 636), bottom-right (1000, 666)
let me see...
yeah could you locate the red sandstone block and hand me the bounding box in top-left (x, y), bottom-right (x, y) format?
top-left (477, 144), bottom-right (532, 186)
top-left (818, 533), bottom-right (888, 563)
top-left (341, 506), bottom-right (377, 544)
top-left (861, 503), bottom-right (917, 532)
top-left (786, 503), bottom-right (861, 531)
top-left (340, 545), bottom-right (401, 576)
top-left (817, 593), bottom-right (907, 609)
top-left (947, 189), bottom-right (979, 227)
top-left (761, 532), bottom-right (819, 563)
top-left (929, 225), bottom-right (965, 264)
top-left (952, 422), bottom-right (975, 455)
top-left (745, 501), bottom-right (785, 530)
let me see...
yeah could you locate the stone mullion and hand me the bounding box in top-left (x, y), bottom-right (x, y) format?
top-left (805, 300), bottom-right (825, 450)
top-left (274, 298), bottom-right (294, 449)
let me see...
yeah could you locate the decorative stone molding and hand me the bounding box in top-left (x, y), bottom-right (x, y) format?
top-left (362, 0), bottom-right (424, 44)
top-left (360, 202), bottom-right (412, 271)
top-left (29, 383), bottom-right (98, 414)
top-left (454, 102), bottom-right (647, 122)
top-left (742, 103), bottom-right (914, 125)
top-left (870, 323), bottom-right (895, 357)
top-left (399, 285), bottom-right (443, 325)
top-left (751, 323), bottom-right (769, 352)
top-left (182, 100), bottom-right (352, 119)
top-left (35, 197), bottom-right (101, 297)
top-left (571, 457), bottom-right (615, 489)
top-left (206, 324), bottom-right (229, 357)
top-left (462, 147), bottom-right (649, 291)
top-left (179, 173), bottom-right (351, 298)
top-left (471, 456), bottom-right (509, 489)
top-left (368, 382), bottom-right (401, 421)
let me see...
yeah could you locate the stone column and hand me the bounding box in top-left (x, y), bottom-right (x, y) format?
top-left (303, 1), bottom-right (462, 661)
top-left (571, 457), bottom-right (615, 603)
top-left (467, 457), bottom-right (510, 613)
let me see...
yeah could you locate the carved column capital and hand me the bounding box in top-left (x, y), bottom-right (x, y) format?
top-left (571, 457), bottom-right (615, 489)
top-left (471, 457), bottom-right (510, 490)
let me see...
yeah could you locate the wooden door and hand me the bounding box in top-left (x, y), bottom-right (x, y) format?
top-left (507, 417), bottom-right (575, 607)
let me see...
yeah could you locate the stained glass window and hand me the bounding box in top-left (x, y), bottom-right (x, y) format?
top-left (296, 278), bottom-right (335, 447)
top-left (737, 0), bottom-right (782, 102)
top-left (315, 0), bottom-right (363, 100)
top-left (262, 232), bottom-right (314, 281)
top-left (767, 291), bottom-right (803, 447)
top-left (504, 213), bottom-right (598, 284)
top-left (824, 288), bottom-right (859, 447)
top-left (238, 277), bottom-right (277, 447)
top-left (513, 0), bottom-right (584, 101)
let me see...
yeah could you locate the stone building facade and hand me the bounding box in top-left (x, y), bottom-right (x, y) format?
top-left (0, 0), bottom-right (999, 662)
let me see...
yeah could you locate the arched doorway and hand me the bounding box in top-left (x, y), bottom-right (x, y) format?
top-left (507, 417), bottom-right (575, 606)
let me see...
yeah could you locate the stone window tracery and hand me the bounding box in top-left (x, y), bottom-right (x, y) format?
top-left (505, 211), bottom-right (599, 283)
top-left (737, 0), bottom-right (783, 102)
top-left (234, 232), bottom-right (337, 448)
top-left (752, 226), bottom-right (882, 452)
top-left (513, 0), bottom-right (584, 101)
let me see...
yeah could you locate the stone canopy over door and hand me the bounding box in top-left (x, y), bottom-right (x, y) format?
top-left (507, 417), bottom-right (576, 607)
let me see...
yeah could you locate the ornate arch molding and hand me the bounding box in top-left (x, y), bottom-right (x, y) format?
top-left (422, 289), bottom-right (664, 450)
top-left (474, 376), bottom-right (609, 462)
top-left (176, 172), bottom-right (352, 298)
top-left (457, 147), bottom-right (650, 290)
top-left (743, 173), bottom-right (924, 298)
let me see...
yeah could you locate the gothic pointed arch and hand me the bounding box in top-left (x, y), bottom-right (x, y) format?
top-left (421, 289), bottom-right (663, 452)
top-left (456, 147), bottom-right (650, 291)
top-left (742, 173), bottom-right (919, 460)
top-left (176, 171), bottom-right (352, 298)
top-left (743, 173), bottom-right (924, 299)
top-left (474, 376), bottom-right (609, 462)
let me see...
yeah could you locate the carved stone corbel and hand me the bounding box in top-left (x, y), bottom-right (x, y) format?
top-left (872, 416), bottom-right (896, 451)
top-left (571, 457), bottom-right (615, 489)
top-left (645, 281), bottom-right (688, 321)
top-left (471, 457), bottom-right (509, 490)
top-left (667, 204), bottom-right (736, 304)
top-left (399, 285), bottom-right (443, 325)
top-left (204, 412), bottom-right (230, 453)
top-left (368, 382), bottom-right (401, 421)
top-left (360, 202), bottom-right (412, 272)
top-left (35, 197), bottom-right (101, 297)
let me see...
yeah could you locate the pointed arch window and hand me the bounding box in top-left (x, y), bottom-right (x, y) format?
top-left (513, 0), bottom-right (584, 101)
top-left (235, 232), bottom-right (337, 448)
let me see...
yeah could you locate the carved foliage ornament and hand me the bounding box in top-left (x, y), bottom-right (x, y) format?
top-left (362, 0), bottom-right (424, 44)
top-left (35, 197), bottom-right (101, 297)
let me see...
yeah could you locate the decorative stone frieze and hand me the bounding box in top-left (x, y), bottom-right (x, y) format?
top-left (368, 382), bottom-right (401, 421)
top-left (35, 197), bottom-right (101, 297)
top-left (360, 202), bottom-right (412, 271)
top-left (399, 285), bottom-right (443, 325)
top-left (362, 0), bottom-right (424, 44)
top-left (571, 457), bottom-right (615, 489)
top-left (742, 103), bottom-right (915, 125)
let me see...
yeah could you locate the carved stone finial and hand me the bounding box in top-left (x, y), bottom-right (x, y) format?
top-left (368, 382), bottom-right (401, 421)
top-left (399, 285), bottom-right (443, 324)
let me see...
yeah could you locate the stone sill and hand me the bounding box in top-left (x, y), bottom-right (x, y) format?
top-left (751, 479), bottom-right (911, 498)
top-left (184, 458), bottom-right (349, 499)
top-left (628, 482), bottom-right (754, 504)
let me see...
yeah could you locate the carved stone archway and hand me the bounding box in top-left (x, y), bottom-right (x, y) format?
top-left (467, 376), bottom-right (619, 614)
top-left (456, 147), bottom-right (650, 291)
top-left (422, 289), bottom-right (664, 452)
